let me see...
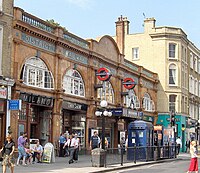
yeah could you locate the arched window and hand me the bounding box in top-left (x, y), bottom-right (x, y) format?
top-left (97, 81), bottom-right (114, 104)
top-left (143, 93), bottom-right (155, 112)
top-left (22, 57), bottom-right (54, 89)
top-left (123, 90), bottom-right (140, 109)
top-left (169, 64), bottom-right (176, 85)
top-left (63, 69), bottom-right (85, 97)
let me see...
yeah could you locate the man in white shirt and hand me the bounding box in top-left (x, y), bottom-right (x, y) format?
top-left (63, 135), bottom-right (76, 164)
top-left (176, 137), bottom-right (182, 154)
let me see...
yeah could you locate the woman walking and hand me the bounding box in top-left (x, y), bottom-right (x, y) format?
top-left (186, 141), bottom-right (198, 173)
top-left (0, 135), bottom-right (15, 173)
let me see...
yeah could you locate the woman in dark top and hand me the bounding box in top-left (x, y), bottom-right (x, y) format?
top-left (0, 135), bottom-right (15, 173)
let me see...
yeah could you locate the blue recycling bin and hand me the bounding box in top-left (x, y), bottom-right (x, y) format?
top-left (127, 120), bottom-right (154, 160)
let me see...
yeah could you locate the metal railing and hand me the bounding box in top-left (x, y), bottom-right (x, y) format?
top-left (104, 145), bottom-right (178, 167)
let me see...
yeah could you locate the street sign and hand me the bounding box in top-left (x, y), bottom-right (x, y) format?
top-left (8, 100), bottom-right (22, 110)
top-left (96, 67), bottom-right (111, 81)
top-left (123, 78), bottom-right (136, 89)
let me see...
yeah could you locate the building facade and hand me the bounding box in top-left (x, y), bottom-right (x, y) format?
top-left (188, 42), bottom-right (200, 141)
top-left (113, 16), bottom-right (200, 151)
top-left (0, 0), bottom-right (15, 147)
top-left (8, 7), bottom-right (158, 150)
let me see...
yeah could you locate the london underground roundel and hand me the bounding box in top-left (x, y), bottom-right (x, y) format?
top-left (96, 68), bottom-right (111, 81)
top-left (123, 78), bottom-right (136, 89)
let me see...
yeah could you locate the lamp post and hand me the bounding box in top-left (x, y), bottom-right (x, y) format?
top-left (95, 100), bottom-right (112, 150)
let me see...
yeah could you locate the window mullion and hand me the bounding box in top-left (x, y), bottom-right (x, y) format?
top-left (43, 70), bottom-right (45, 88)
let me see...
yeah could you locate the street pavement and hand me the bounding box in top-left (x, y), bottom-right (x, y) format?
top-left (0, 153), bottom-right (190, 173)
top-left (109, 153), bottom-right (193, 173)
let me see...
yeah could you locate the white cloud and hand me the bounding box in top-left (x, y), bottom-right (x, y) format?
top-left (64, 0), bottom-right (94, 9)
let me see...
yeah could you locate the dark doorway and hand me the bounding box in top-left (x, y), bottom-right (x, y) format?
top-left (30, 124), bottom-right (37, 139)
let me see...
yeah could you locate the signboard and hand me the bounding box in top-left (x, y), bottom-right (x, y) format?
top-left (8, 100), bottom-right (22, 110)
top-left (42, 142), bottom-right (55, 163)
top-left (0, 87), bottom-right (7, 99)
top-left (143, 115), bottom-right (154, 122)
top-left (123, 78), bottom-right (136, 89)
top-left (62, 101), bottom-right (87, 111)
top-left (19, 92), bottom-right (54, 107)
top-left (154, 125), bottom-right (163, 131)
top-left (108, 108), bottom-right (123, 116)
top-left (96, 67), bottom-right (111, 81)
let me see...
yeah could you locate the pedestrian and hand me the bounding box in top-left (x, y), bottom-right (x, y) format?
top-left (176, 137), bottom-right (182, 154)
top-left (16, 132), bottom-right (27, 165)
top-left (64, 134), bottom-right (69, 157)
top-left (186, 141), bottom-right (198, 173)
top-left (185, 140), bottom-right (191, 153)
top-left (120, 137), bottom-right (126, 154)
top-left (32, 140), bottom-right (43, 163)
top-left (24, 142), bottom-right (33, 164)
top-left (59, 133), bottom-right (66, 157)
top-left (125, 135), bottom-right (128, 151)
top-left (0, 135), bottom-right (15, 173)
top-left (73, 133), bottom-right (80, 162)
top-left (90, 131), bottom-right (100, 150)
top-left (63, 135), bottom-right (76, 164)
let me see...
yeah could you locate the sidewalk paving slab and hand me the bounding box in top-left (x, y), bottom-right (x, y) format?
top-left (0, 153), bottom-right (190, 173)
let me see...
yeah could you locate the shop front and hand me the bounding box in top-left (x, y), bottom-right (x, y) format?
top-left (108, 108), bottom-right (144, 145)
top-left (62, 100), bottom-right (88, 149)
top-left (0, 80), bottom-right (14, 148)
top-left (156, 113), bottom-right (187, 152)
top-left (19, 92), bottom-right (54, 146)
top-left (0, 90), bottom-right (6, 147)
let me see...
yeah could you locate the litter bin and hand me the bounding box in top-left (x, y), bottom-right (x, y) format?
top-left (91, 148), bottom-right (105, 167)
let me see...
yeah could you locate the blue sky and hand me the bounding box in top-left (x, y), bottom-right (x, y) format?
top-left (14, 0), bottom-right (200, 48)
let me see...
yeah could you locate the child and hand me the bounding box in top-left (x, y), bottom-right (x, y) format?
top-left (24, 143), bottom-right (33, 164)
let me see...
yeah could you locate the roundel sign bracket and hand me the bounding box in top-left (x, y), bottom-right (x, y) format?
top-left (123, 78), bottom-right (136, 90)
top-left (96, 67), bottom-right (112, 81)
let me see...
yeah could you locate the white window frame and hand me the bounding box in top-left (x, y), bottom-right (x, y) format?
top-left (194, 56), bottom-right (198, 72)
top-left (97, 81), bottom-right (114, 104)
top-left (169, 43), bottom-right (176, 59)
top-left (63, 69), bottom-right (85, 97)
top-left (142, 93), bottom-right (154, 112)
top-left (0, 0), bottom-right (2, 11)
top-left (132, 47), bottom-right (139, 60)
top-left (199, 81), bottom-right (200, 97)
top-left (185, 97), bottom-right (188, 113)
top-left (123, 90), bottom-right (140, 109)
top-left (185, 66), bottom-right (187, 88)
top-left (198, 60), bottom-right (200, 74)
top-left (169, 95), bottom-right (176, 112)
top-left (22, 57), bottom-right (54, 89)
top-left (195, 78), bottom-right (198, 96)
top-left (190, 53), bottom-right (193, 69)
top-left (169, 64), bottom-right (177, 86)
top-left (184, 48), bottom-right (187, 62)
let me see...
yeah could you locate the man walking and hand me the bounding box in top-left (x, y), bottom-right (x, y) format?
top-left (64, 135), bottom-right (76, 164)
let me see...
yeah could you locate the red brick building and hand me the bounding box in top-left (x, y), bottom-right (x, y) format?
top-left (8, 7), bottom-right (158, 150)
